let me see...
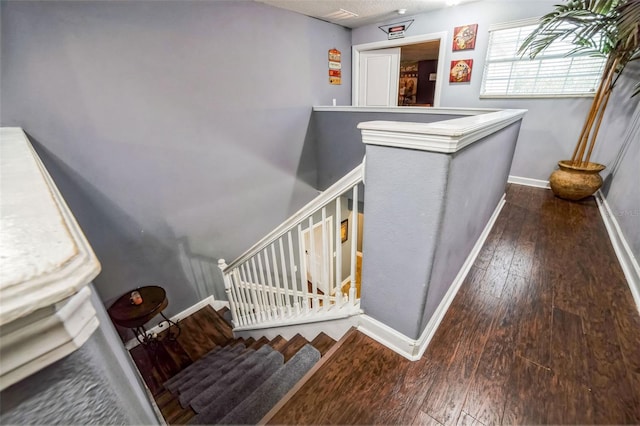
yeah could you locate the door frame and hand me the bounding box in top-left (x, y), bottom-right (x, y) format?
top-left (352, 31), bottom-right (448, 107)
top-left (300, 216), bottom-right (334, 294)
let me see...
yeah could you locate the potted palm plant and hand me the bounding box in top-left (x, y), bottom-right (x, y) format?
top-left (519, 0), bottom-right (640, 200)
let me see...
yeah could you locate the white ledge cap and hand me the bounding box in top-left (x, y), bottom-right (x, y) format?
top-left (357, 109), bottom-right (527, 153)
top-left (0, 127), bottom-right (101, 326)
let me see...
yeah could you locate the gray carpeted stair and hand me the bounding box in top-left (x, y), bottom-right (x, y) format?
top-left (218, 343), bottom-right (321, 425)
top-left (163, 338), bottom-right (321, 425)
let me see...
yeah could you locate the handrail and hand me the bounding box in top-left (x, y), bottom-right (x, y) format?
top-left (224, 163), bottom-right (364, 272)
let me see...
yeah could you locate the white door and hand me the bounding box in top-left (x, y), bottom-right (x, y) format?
top-left (358, 48), bottom-right (401, 106)
top-left (301, 218), bottom-right (333, 295)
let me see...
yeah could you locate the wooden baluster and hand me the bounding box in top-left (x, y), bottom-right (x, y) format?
top-left (287, 231), bottom-right (301, 315)
top-left (255, 255), bottom-right (273, 321)
top-left (240, 264), bottom-right (260, 323)
top-left (297, 223), bottom-right (310, 313)
top-left (249, 258), bottom-right (268, 322)
top-left (278, 236), bottom-right (294, 317)
top-left (229, 269), bottom-right (246, 326)
top-left (262, 248), bottom-right (280, 320)
top-left (308, 217), bottom-right (319, 312)
top-left (349, 184), bottom-right (359, 305)
top-left (321, 207), bottom-right (330, 310)
top-left (235, 267), bottom-right (251, 324)
top-left (270, 244), bottom-right (287, 317)
top-left (335, 197), bottom-right (343, 307)
top-left (217, 259), bottom-right (239, 327)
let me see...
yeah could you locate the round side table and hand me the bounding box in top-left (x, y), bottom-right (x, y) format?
top-left (107, 285), bottom-right (180, 345)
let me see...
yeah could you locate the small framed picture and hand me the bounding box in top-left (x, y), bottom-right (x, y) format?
top-left (452, 24), bottom-right (478, 51)
top-left (449, 59), bottom-right (473, 83)
top-left (341, 219), bottom-right (348, 243)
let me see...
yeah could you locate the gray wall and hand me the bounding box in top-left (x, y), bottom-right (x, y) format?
top-left (598, 66), bottom-right (640, 265)
top-left (351, 0), bottom-right (597, 181)
top-left (421, 122), bottom-right (520, 330)
top-left (360, 122), bottom-right (520, 339)
top-left (313, 110), bottom-right (459, 189)
top-left (0, 285), bottom-right (159, 425)
top-left (0, 0), bottom-right (351, 315)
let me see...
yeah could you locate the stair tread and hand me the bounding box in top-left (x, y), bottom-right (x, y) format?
top-left (310, 332), bottom-right (337, 357)
top-left (178, 348), bottom-right (255, 406)
top-left (218, 344), bottom-right (321, 425)
top-left (244, 337), bottom-right (256, 347)
top-left (249, 336), bottom-right (270, 350)
top-left (268, 335), bottom-right (288, 352)
top-left (190, 348), bottom-right (283, 417)
top-left (165, 345), bottom-right (242, 394)
top-left (280, 334), bottom-right (309, 362)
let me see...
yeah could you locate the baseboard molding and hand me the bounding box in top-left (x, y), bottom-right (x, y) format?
top-left (124, 296), bottom-right (228, 350)
top-left (508, 175), bottom-right (550, 189)
top-left (595, 191), bottom-right (640, 313)
top-left (358, 195), bottom-right (507, 361)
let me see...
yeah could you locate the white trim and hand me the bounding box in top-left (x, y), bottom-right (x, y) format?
top-left (0, 287), bottom-right (99, 390)
top-left (124, 296), bottom-right (228, 350)
top-left (0, 127), bottom-right (101, 326)
top-left (359, 109), bottom-right (527, 153)
top-left (225, 164), bottom-right (363, 272)
top-left (312, 106), bottom-right (497, 115)
top-left (487, 17), bottom-right (540, 32)
top-left (508, 175), bottom-right (551, 189)
top-left (595, 191), bottom-right (640, 313)
top-left (233, 314), bottom-right (360, 342)
top-left (352, 32), bottom-right (448, 108)
top-left (231, 305), bottom-right (362, 333)
top-left (358, 195), bottom-right (507, 360)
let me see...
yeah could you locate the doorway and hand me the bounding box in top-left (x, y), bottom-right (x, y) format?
top-left (300, 217), bottom-right (334, 295)
top-left (353, 32), bottom-right (447, 107)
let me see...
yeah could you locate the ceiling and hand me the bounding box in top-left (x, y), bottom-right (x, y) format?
top-left (256, 0), bottom-right (480, 29)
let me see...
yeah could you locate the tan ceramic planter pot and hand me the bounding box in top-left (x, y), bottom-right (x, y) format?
top-left (549, 160), bottom-right (605, 201)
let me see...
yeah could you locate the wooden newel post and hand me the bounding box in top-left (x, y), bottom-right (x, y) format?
top-left (218, 259), bottom-right (238, 327)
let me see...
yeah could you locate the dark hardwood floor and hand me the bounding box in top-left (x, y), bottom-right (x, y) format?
top-left (268, 185), bottom-right (640, 425)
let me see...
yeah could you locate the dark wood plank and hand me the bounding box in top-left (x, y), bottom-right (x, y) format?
top-left (420, 290), bottom-right (498, 424)
top-left (503, 355), bottom-right (553, 424)
top-left (413, 410), bottom-right (444, 425)
top-left (268, 335), bottom-right (288, 352)
top-left (456, 411), bottom-right (485, 426)
top-left (280, 334), bottom-right (310, 362)
top-left (310, 332), bottom-right (336, 357)
top-left (249, 336), bottom-right (270, 350)
top-left (461, 274), bottom-right (528, 425)
top-left (585, 331), bottom-right (640, 423)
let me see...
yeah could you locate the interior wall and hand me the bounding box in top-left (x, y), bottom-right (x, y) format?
top-left (0, 0), bottom-right (352, 314)
top-left (351, 0), bottom-right (597, 181)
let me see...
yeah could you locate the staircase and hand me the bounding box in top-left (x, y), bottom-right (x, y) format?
top-left (133, 306), bottom-right (337, 425)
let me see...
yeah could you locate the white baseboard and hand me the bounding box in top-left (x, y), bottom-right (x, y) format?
top-left (358, 194), bottom-right (507, 361)
top-left (595, 191), bottom-right (640, 313)
top-left (124, 296), bottom-right (229, 350)
top-left (508, 175), bottom-right (550, 189)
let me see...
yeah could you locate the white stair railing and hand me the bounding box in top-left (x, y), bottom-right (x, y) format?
top-left (218, 164), bottom-right (363, 330)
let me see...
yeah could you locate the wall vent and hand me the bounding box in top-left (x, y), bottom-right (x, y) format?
top-left (323, 8), bottom-right (359, 21)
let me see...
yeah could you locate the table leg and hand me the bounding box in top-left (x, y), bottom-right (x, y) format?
top-left (160, 311), bottom-right (181, 341)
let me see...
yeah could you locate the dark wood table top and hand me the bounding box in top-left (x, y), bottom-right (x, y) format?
top-left (108, 285), bottom-right (168, 329)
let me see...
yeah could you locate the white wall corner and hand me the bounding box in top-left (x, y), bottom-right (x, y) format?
top-left (358, 195), bottom-right (506, 361)
top-left (508, 175), bottom-right (551, 189)
top-left (595, 191), bottom-right (640, 313)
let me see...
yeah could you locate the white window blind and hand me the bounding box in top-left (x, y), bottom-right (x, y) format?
top-left (480, 21), bottom-right (606, 98)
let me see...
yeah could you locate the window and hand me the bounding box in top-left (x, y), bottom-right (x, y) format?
top-left (480, 18), bottom-right (606, 98)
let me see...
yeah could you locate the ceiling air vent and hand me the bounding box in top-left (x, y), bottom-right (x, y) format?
top-left (323, 8), bottom-right (359, 21)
